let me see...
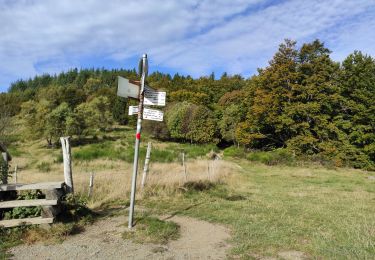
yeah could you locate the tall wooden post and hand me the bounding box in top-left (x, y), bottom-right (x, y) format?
top-left (14, 164), bottom-right (17, 184)
top-left (182, 152), bottom-right (187, 182)
top-left (88, 172), bottom-right (94, 197)
top-left (60, 137), bottom-right (74, 194)
top-left (141, 142), bottom-right (152, 189)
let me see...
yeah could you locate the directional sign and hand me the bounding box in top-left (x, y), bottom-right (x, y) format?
top-left (117, 76), bottom-right (139, 99)
top-left (129, 106), bottom-right (164, 121)
top-left (128, 105), bottom-right (139, 115)
top-left (144, 88), bottom-right (166, 106)
top-left (143, 108), bottom-right (164, 121)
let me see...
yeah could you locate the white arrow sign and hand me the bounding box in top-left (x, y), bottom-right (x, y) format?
top-left (117, 76), bottom-right (139, 99)
top-left (143, 108), bottom-right (164, 121)
top-left (128, 106), bottom-right (164, 121)
top-left (128, 105), bottom-right (139, 115)
top-left (144, 87), bottom-right (166, 106)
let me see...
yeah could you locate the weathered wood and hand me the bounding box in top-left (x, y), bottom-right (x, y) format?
top-left (44, 188), bottom-right (64, 200)
top-left (42, 188), bottom-right (64, 218)
top-left (141, 142), bottom-right (152, 189)
top-left (88, 172), bottom-right (94, 197)
top-left (60, 137), bottom-right (74, 193)
top-left (42, 206), bottom-right (61, 218)
top-left (0, 217), bottom-right (54, 228)
top-left (1, 152), bottom-right (8, 184)
top-left (0, 199), bottom-right (58, 208)
top-left (13, 164), bottom-right (17, 183)
top-left (0, 181), bottom-right (64, 191)
top-left (182, 152), bottom-right (187, 181)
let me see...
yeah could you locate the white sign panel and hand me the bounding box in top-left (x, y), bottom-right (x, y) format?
top-left (128, 106), bottom-right (164, 121)
top-left (143, 108), bottom-right (164, 121)
top-left (128, 105), bottom-right (139, 115)
top-left (117, 76), bottom-right (139, 99)
top-left (144, 89), bottom-right (166, 106)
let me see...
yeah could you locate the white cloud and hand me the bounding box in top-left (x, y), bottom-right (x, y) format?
top-left (0, 0), bottom-right (374, 91)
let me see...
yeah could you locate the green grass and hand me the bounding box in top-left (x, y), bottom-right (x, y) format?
top-left (71, 139), bottom-right (218, 163)
top-left (0, 227), bottom-right (24, 259)
top-left (142, 161), bottom-right (375, 259)
top-left (122, 214), bottom-right (180, 244)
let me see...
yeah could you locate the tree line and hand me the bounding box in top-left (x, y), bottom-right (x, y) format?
top-left (0, 39), bottom-right (374, 170)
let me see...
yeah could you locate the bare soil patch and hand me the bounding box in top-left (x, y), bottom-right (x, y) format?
top-left (9, 214), bottom-right (231, 259)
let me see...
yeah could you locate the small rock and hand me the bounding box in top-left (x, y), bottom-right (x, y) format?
top-left (368, 176), bottom-right (375, 180)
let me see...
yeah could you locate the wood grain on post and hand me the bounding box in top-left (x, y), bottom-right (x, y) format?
top-left (42, 188), bottom-right (64, 218)
top-left (60, 137), bottom-right (74, 193)
top-left (141, 142), bottom-right (152, 189)
top-left (14, 165), bottom-right (17, 184)
top-left (88, 172), bottom-right (94, 197)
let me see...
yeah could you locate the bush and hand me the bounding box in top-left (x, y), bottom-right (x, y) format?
top-left (223, 146), bottom-right (245, 158)
top-left (247, 149), bottom-right (295, 166)
top-left (3, 191), bottom-right (43, 220)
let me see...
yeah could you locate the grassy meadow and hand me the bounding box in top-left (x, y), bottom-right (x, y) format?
top-left (3, 126), bottom-right (375, 259)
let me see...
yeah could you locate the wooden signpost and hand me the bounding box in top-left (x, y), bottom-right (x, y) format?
top-left (117, 54), bottom-right (166, 229)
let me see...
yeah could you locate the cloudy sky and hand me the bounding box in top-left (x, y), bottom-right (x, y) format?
top-left (1, 0), bottom-right (375, 92)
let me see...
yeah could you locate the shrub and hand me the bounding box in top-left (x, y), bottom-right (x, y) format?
top-left (223, 146), bottom-right (245, 158)
top-left (3, 191), bottom-right (43, 219)
top-left (247, 149), bottom-right (295, 166)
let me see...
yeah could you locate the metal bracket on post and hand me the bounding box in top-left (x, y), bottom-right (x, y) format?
top-left (128, 54), bottom-right (148, 229)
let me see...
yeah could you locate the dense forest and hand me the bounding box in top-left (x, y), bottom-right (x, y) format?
top-left (1, 39), bottom-right (374, 170)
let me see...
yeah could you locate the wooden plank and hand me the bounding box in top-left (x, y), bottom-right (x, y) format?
top-left (0, 181), bottom-right (64, 191)
top-left (0, 217), bottom-right (53, 228)
top-left (0, 199), bottom-right (58, 208)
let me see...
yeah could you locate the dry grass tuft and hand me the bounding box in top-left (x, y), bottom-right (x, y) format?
top-left (13, 154), bottom-right (235, 209)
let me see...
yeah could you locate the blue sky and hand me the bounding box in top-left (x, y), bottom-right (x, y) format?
top-left (1, 0), bottom-right (375, 92)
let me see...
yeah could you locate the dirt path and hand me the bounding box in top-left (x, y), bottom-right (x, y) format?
top-left (9, 214), bottom-right (231, 260)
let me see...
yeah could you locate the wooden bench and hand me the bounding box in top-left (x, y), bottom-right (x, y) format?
top-left (0, 181), bottom-right (65, 228)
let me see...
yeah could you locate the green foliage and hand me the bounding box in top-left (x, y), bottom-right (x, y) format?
top-left (76, 96), bottom-right (113, 132)
top-left (223, 146), bottom-right (246, 158)
top-left (45, 102), bottom-right (73, 144)
top-left (112, 97), bottom-right (128, 125)
top-left (3, 191), bottom-right (43, 220)
top-left (165, 102), bottom-right (216, 143)
top-left (0, 226), bottom-right (24, 258)
top-left (219, 104), bottom-right (243, 144)
top-left (246, 149), bottom-right (295, 166)
top-left (143, 120), bottom-right (170, 140)
top-left (60, 194), bottom-right (94, 223)
top-left (5, 39), bottom-right (375, 170)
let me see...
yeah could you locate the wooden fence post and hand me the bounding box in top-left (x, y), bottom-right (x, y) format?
top-left (207, 160), bottom-right (210, 180)
top-left (182, 152), bottom-right (187, 182)
top-left (14, 164), bottom-right (17, 184)
top-left (141, 142), bottom-right (152, 189)
top-left (1, 152), bottom-right (8, 184)
top-left (60, 137), bottom-right (74, 194)
top-left (88, 172), bottom-right (94, 197)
